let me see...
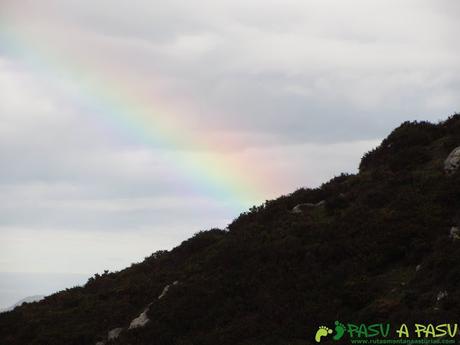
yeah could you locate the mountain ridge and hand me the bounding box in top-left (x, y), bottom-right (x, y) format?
top-left (0, 295), bottom-right (45, 314)
top-left (1, 114), bottom-right (460, 345)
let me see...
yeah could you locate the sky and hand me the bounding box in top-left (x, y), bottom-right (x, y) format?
top-left (0, 0), bottom-right (458, 308)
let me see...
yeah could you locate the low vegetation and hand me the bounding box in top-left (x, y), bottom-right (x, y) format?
top-left (1, 115), bottom-right (460, 345)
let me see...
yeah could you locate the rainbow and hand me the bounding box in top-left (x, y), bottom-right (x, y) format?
top-left (0, 22), bottom-right (269, 212)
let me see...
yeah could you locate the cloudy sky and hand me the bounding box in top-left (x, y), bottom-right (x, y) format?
top-left (0, 0), bottom-right (458, 308)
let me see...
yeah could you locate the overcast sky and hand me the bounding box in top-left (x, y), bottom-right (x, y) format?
top-left (0, 0), bottom-right (458, 308)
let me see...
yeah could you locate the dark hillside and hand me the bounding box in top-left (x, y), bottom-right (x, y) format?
top-left (1, 115), bottom-right (460, 345)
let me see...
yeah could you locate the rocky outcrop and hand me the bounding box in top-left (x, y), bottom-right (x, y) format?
top-left (97, 281), bottom-right (180, 342)
top-left (129, 281), bottom-right (180, 329)
top-left (445, 147), bottom-right (460, 175)
top-left (107, 328), bottom-right (123, 341)
top-left (291, 200), bottom-right (325, 214)
top-left (129, 307), bottom-right (150, 329)
top-left (449, 227), bottom-right (460, 240)
top-left (436, 290), bottom-right (448, 302)
top-left (158, 280), bottom-right (179, 299)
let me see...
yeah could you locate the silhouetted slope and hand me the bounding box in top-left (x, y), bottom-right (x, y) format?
top-left (1, 115), bottom-right (460, 345)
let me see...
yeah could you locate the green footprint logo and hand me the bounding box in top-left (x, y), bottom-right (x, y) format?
top-left (333, 321), bottom-right (346, 341)
top-left (315, 326), bottom-right (333, 343)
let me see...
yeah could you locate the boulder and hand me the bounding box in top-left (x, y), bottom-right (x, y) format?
top-left (129, 308), bottom-right (150, 329)
top-left (437, 290), bottom-right (448, 302)
top-left (449, 227), bottom-right (460, 240)
top-left (444, 147), bottom-right (460, 175)
top-left (107, 328), bottom-right (123, 341)
top-left (291, 200), bottom-right (325, 214)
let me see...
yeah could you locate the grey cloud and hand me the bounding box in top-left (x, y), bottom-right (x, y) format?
top-left (0, 0), bottom-right (458, 285)
top-left (3, 0), bottom-right (458, 146)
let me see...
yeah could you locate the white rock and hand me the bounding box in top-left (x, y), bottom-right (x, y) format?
top-left (445, 147), bottom-right (460, 175)
top-left (416, 264), bottom-right (422, 272)
top-left (158, 285), bottom-right (171, 299)
top-left (129, 308), bottom-right (150, 329)
top-left (158, 281), bottom-right (179, 299)
top-left (437, 290), bottom-right (448, 302)
top-left (291, 201), bottom-right (325, 214)
top-left (450, 227), bottom-right (460, 240)
top-left (107, 328), bottom-right (123, 340)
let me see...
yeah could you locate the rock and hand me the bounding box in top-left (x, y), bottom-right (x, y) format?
top-left (291, 200), bottom-right (325, 214)
top-left (444, 147), bottom-right (460, 175)
top-left (291, 203), bottom-right (315, 214)
top-left (158, 285), bottom-right (170, 299)
top-left (416, 264), bottom-right (422, 272)
top-left (158, 281), bottom-right (179, 299)
top-left (107, 328), bottom-right (123, 341)
top-left (129, 308), bottom-right (150, 329)
top-left (449, 227), bottom-right (460, 240)
top-left (95, 342), bottom-right (105, 345)
top-left (436, 290), bottom-right (448, 302)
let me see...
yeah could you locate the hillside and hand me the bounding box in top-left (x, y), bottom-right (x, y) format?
top-left (1, 115), bottom-right (460, 345)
